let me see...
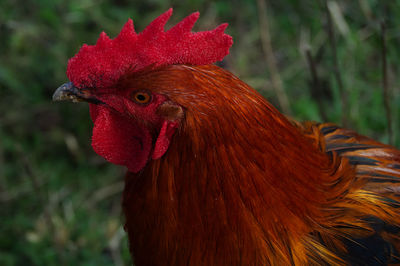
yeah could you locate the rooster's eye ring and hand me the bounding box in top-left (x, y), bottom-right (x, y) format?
top-left (132, 91), bottom-right (152, 105)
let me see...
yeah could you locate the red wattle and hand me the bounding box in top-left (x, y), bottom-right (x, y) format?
top-left (90, 105), bottom-right (152, 173)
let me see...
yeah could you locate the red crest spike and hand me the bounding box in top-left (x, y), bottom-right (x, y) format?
top-left (167, 12), bottom-right (200, 37)
top-left (66, 9), bottom-right (233, 89)
top-left (141, 8), bottom-right (173, 37)
top-left (96, 32), bottom-right (111, 48)
top-left (116, 19), bottom-right (137, 42)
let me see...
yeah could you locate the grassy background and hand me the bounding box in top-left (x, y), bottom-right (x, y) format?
top-left (1, 0), bottom-right (399, 265)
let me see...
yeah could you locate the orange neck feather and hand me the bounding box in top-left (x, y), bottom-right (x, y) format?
top-left (123, 65), bottom-right (354, 265)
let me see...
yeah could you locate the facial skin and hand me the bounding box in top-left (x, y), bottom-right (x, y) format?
top-left (53, 80), bottom-right (183, 173)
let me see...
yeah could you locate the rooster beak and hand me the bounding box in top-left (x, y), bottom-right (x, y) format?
top-left (53, 82), bottom-right (104, 104)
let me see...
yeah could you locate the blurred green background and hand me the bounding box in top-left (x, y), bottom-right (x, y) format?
top-left (1, 0), bottom-right (399, 265)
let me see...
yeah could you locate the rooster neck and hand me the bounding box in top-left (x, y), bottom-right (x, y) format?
top-left (122, 65), bottom-right (353, 265)
top-left (123, 115), bottom-right (346, 265)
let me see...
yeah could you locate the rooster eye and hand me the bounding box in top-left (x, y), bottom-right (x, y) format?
top-left (132, 91), bottom-right (152, 105)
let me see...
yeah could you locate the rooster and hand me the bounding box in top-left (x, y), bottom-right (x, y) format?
top-left (53, 9), bottom-right (400, 265)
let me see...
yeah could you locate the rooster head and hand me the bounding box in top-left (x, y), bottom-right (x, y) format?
top-left (53, 9), bottom-right (232, 172)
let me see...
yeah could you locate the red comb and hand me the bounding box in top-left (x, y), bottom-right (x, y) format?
top-left (67, 9), bottom-right (233, 89)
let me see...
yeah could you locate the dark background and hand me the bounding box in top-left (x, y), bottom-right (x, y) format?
top-left (1, 0), bottom-right (399, 265)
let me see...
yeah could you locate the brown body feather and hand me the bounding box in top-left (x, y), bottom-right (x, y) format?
top-left (122, 65), bottom-right (400, 265)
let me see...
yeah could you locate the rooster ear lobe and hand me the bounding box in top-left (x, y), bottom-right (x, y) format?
top-left (152, 101), bottom-right (183, 160)
top-left (152, 120), bottom-right (178, 159)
